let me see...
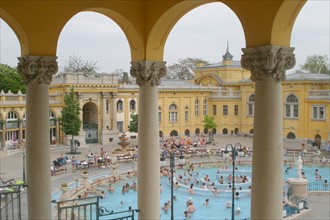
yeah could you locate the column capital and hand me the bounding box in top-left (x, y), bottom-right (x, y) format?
top-left (241, 45), bottom-right (295, 82)
top-left (130, 61), bottom-right (166, 87)
top-left (17, 55), bottom-right (58, 85)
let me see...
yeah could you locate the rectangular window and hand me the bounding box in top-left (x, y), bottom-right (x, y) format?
top-left (169, 112), bottom-right (178, 122)
top-left (203, 100), bottom-right (207, 115)
top-left (312, 106), bottom-right (325, 120)
top-left (185, 111), bottom-right (189, 122)
top-left (158, 112), bottom-right (162, 123)
top-left (234, 105), bottom-right (239, 116)
top-left (248, 104), bottom-right (254, 116)
top-left (223, 105), bottom-right (228, 116)
top-left (212, 105), bottom-right (217, 115)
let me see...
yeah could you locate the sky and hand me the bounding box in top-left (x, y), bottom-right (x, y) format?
top-left (0, 1), bottom-right (329, 75)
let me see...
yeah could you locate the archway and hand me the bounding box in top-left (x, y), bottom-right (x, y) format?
top-left (170, 130), bottom-right (178, 137)
top-left (203, 128), bottom-right (208, 134)
top-left (249, 129), bottom-right (254, 134)
top-left (212, 128), bottom-right (217, 134)
top-left (184, 129), bottom-right (190, 137)
top-left (195, 128), bottom-right (200, 136)
top-left (314, 134), bottom-right (322, 149)
top-left (159, 131), bottom-right (163, 138)
top-left (234, 128), bottom-right (239, 134)
top-left (287, 132), bottom-right (296, 140)
top-left (222, 128), bottom-right (228, 135)
top-left (83, 102), bottom-right (98, 143)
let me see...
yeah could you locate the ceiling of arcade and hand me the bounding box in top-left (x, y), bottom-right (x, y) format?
top-left (0, 0), bottom-right (306, 62)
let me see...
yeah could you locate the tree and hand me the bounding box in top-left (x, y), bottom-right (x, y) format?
top-left (203, 115), bottom-right (217, 142)
top-left (60, 87), bottom-right (81, 153)
top-left (62, 55), bottom-right (99, 77)
top-left (295, 55), bottom-right (330, 75)
top-left (166, 58), bottom-right (209, 80)
top-left (128, 113), bottom-right (138, 132)
top-left (116, 69), bottom-right (131, 84)
top-left (0, 64), bottom-right (26, 93)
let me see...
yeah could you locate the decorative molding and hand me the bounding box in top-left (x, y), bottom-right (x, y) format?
top-left (241, 45), bottom-right (295, 82)
top-left (130, 61), bottom-right (166, 86)
top-left (83, 98), bottom-right (98, 103)
top-left (17, 56), bottom-right (58, 85)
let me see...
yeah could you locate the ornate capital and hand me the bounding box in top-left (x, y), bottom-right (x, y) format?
top-left (130, 61), bottom-right (166, 86)
top-left (17, 56), bottom-right (58, 85)
top-left (241, 45), bottom-right (295, 82)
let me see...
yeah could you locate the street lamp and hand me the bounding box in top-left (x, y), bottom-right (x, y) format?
top-left (169, 146), bottom-right (185, 220)
top-left (225, 143), bottom-right (242, 220)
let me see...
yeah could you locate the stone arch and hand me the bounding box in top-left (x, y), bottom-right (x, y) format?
top-left (314, 134), bottom-right (322, 148)
top-left (195, 73), bottom-right (223, 86)
top-left (212, 128), bottom-right (217, 134)
top-left (203, 128), bottom-right (208, 134)
top-left (249, 129), bottom-right (254, 134)
top-left (0, 9), bottom-right (28, 54)
top-left (223, 128), bottom-right (228, 135)
top-left (159, 130), bottom-right (163, 138)
top-left (82, 102), bottom-right (98, 143)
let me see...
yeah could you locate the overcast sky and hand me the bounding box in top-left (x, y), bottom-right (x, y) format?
top-left (0, 1), bottom-right (329, 75)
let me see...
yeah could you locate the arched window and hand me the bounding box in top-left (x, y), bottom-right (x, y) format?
top-left (195, 128), bottom-right (200, 135)
top-left (185, 129), bottom-right (190, 137)
top-left (169, 104), bottom-right (178, 122)
top-left (129, 100), bottom-right (136, 111)
top-left (0, 114), bottom-right (3, 130)
top-left (49, 110), bottom-right (56, 126)
top-left (212, 128), bottom-right (217, 134)
top-left (117, 100), bottom-right (123, 111)
top-left (287, 132), bottom-right (296, 139)
top-left (170, 130), bottom-right (178, 137)
top-left (203, 99), bottom-right (208, 115)
top-left (6, 111), bottom-right (19, 129)
top-left (159, 131), bottom-right (163, 138)
top-left (223, 128), bottom-right (228, 135)
top-left (203, 128), bottom-right (208, 134)
top-left (234, 128), bottom-right (239, 134)
top-left (285, 94), bottom-right (298, 118)
top-left (249, 129), bottom-right (254, 134)
top-left (247, 94), bottom-right (255, 116)
top-left (195, 99), bottom-right (199, 116)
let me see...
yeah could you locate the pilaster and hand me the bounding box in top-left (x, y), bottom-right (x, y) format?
top-left (17, 55), bottom-right (58, 220)
top-left (241, 46), bottom-right (295, 219)
top-left (130, 60), bottom-right (166, 220)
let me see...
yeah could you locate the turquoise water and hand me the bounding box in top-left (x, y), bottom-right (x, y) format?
top-left (52, 164), bottom-right (329, 220)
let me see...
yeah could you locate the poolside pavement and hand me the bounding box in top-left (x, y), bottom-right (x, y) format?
top-left (0, 134), bottom-right (329, 219)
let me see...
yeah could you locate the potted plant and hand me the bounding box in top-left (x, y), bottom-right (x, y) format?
top-left (60, 182), bottom-right (69, 192)
top-left (81, 170), bottom-right (89, 179)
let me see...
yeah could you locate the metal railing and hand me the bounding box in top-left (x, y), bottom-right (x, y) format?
top-left (99, 207), bottom-right (139, 220)
top-left (307, 182), bottom-right (330, 191)
top-left (0, 184), bottom-right (27, 220)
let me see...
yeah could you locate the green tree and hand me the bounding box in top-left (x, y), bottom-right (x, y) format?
top-left (203, 115), bottom-right (217, 142)
top-left (60, 87), bottom-right (81, 153)
top-left (128, 113), bottom-right (138, 133)
top-left (166, 58), bottom-right (209, 80)
top-left (0, 64), bottom-right (26, 93)
top-left (62, 55), bottom-right (99, 77)
top-left (295, 55), bottom-right (330, 75)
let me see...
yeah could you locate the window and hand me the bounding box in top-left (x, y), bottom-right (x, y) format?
top-left (106, 99), bottom-right (109, 112)
top-left (203, 99), bottom-right (208, 115)
top-left (223, 105), bottom-right (228, 116)
top-left (195, 99), bottom-right (199, 116)
top-left (185, 111), bottom-right (189, 122)
top-left (312, 106), bottom-right (325, 120)
top-left (169, 104), bottom-right (178, 122)
top-left (6, 111), bottom-right (19, 129)
top-left (158, 112), bottom-right (162, 123)
top-left (49, 111), bottom-right (56, 126)
top-left (129, 100), bottom-right (136, 111)
top-left (212, 105), bottom-right (217, 115)
top-left (117, 100), bottom-right (123, 111)
top-left (247, 94), bottom-right (255, 116)
top-left (234, 105), bottom-right (239, 116)
top-left (285, 94), bottom-right (298, 118)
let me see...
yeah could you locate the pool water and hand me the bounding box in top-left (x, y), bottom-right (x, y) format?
top-left (52, 164), bottom-right (329, 220)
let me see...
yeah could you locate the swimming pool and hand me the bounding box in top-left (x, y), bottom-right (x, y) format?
top-left (52, 164), bottom-right (329, 220)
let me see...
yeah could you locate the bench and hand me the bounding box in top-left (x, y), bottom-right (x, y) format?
top-left (51, 166), bottom-right (67, 176)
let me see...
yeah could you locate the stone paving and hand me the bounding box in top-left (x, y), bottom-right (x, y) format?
top-left (0, 134), bottom-right (329, 219)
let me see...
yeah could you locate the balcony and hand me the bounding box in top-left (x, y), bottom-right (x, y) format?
top-left (308, 90), bottom-right (330, 100)
top-left (210, 90), bottom-right (241, 99)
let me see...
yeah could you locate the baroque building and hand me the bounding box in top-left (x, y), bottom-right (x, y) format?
top-left (1, 49), bottom-right (329, 149)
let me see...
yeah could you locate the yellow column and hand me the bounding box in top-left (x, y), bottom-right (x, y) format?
top-left (241, 45), bottom-right (295, 219)
top-left (130, 60), bottom-right (166, 220)
top-left (17, 55), bottom-right (58, 220)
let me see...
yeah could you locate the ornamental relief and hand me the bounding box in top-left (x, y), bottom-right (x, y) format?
top-left (17, 56), bottom-right (58, 85)
top-left (241, 46), bottom-right (295, 82)
top-left (130, 61), bottom-right (166, 87)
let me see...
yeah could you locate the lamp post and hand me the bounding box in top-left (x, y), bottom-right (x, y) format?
top-left (225, 143), bottom-right (242, 220)
top-left (169, 146), bottom-right (185, 220)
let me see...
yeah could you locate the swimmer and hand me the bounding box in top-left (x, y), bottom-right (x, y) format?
top-left (108, 184), bottom-right (114, 193)
top-left (187, 202), bottom-right (196, 213)
top-left (184, 211), bottom-right (190, 219)
top-left (189, 185), bottom-right (194, 195)
top-left (235, 192), bottom-right (240, 199)
top-left (235, 207), bottom-right (241, 215)
top-left (226, 201), bottom-right (232, 208)
top-left (203, 198), bottom-right (209, 206)
top-left (162, 202), bottom-right (169, 213)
